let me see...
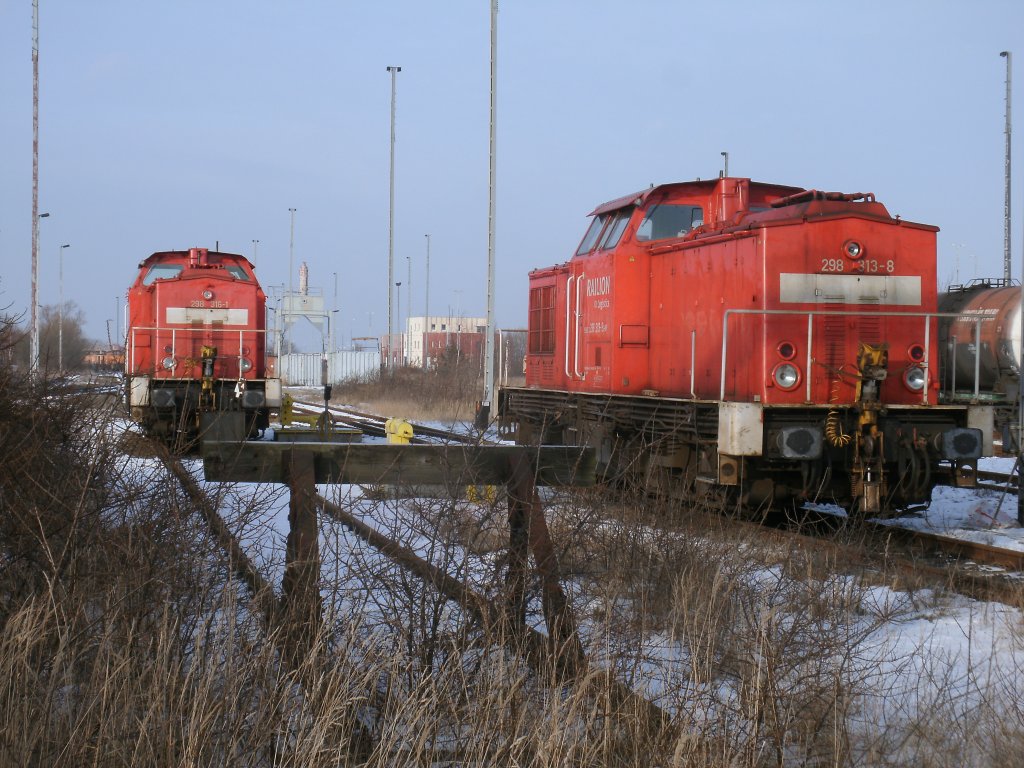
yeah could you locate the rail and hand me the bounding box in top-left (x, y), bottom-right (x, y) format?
top-left (720, 309), bottom-right (985, 404)
top-left (129, 325), bottom-right (273, 377)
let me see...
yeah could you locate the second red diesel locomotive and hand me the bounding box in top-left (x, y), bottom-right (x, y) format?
top-left (498, 177), bottom-right (994, 516)
top-left (125, 247), bottom-right (281, 446)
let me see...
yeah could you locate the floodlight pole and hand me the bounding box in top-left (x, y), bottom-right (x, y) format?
top-left (58, 243), bottom-right (70, 372)
top-left (31, 212), bottom-right (49, 371)
top-left (30, 1), bottom-right (41, 376)
top-left (477, 0), bottom-right (498, 429)
top-left (1011, 51), bottom-right (1024, 528)
top-left (721, 151), bottom-right (729, 177)
top-left (1002, 52), bottom-right (1012, 283)
top-left (386, 65), bottom-right (401, 369)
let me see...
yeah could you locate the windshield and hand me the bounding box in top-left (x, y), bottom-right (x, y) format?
top-left (142, 264), bottom-right (184, 285)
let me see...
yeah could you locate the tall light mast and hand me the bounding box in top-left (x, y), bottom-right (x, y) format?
top-left (30, 0), bottom-right (41, 374)
top-left (386, 65), bottom-right (401, 367)
top-left (477, 0), bottom-right (498, 428)
top-left (1001, 51), bottom-right (1012, 282)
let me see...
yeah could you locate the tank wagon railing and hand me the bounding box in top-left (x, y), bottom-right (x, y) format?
top-left (720, 309), bottom-right (985, 405)
top-left (129, 325), bottom-right (272, 377)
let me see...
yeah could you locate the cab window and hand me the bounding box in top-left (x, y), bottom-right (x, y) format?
top-left (597, 208), bottom-right (632, 250)
top-left (635, 204), bottom-right (704, 242)
top-left (575, 214), bottom-right (609, 255)
top-left (142, 264), bottom-right (184, 285)
top-left (225, 266), bottom-right (251, 281)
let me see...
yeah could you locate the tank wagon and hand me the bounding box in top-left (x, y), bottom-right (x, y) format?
top-left (125, 247), bottom-right (282, 446)
top-left (938, 279), bottom-right (1021, 401)
top-left (498, 177), bottom-right (994, 516)
top-left (938, 278), bottom-right (1022, 446)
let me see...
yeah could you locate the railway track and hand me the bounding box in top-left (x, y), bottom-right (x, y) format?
top-left (143, 426), bottom-right (673, 744)
top-left (289, 398), bottom-right (490, 444)
top-left (768, 505), bottom-right (1024, 606)
top-left (976, 466), bottom-right (1021, 493)
top-left (161, 452), bottom-right (282, 630)
top-left (289, 399), bottom-right (1024, 599)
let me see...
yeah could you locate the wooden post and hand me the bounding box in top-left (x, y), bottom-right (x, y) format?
top-left (505, 470), bottom-right (529, 635)
top-left (506, 454), bottom-right (585, 675)
top-left (282, 449), bottom-right (322, 660)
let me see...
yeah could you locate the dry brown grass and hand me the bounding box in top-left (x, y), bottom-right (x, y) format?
top-left (329, 363), bottom-right (487, 425)
top-left (3, 311), bottom-right (1024, 766)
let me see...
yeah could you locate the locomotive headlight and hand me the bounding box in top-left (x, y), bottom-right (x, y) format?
top-left (202, 289), bottom-right (214, 300)
top-left (843, 239), bottom-right (864, 259)
top-left (903, 366), bottom-right (926, 391)
top-left (162, 356), bottom-right (177, 370)
top-left (239, 357), bottom-right (253, 372)
top-left (772, 362), bottom-right (801, 390)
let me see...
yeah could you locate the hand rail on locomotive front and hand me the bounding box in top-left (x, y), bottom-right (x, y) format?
top-left (129, 325), bottom-right (273, 377)
top-left (719, 309), bottom-right (984, 404)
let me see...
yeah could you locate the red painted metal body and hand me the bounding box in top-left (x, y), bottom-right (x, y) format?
top-left (125, 247), bottom-right (279, 445)
top-left (527, 178), bottom-right (939, 406)
top-left (127, 248), bottom-right (267, 380)
top-left (505, 178), bottom-right (990, 516)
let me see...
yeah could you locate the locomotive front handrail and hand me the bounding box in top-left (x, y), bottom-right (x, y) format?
top-left (720, 309), bottom-right (984, 404)
top-left (564, 275), bottom-right (573, 379)
top-left (575, 274), bottom-right (585, 380)
top-left (129, 325), bottom-right (274, 377)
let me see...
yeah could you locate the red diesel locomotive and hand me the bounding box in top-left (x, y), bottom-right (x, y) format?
top-left (498, 177), bottom-right (994, 515)
top-left (125, 247), bottom-right (281, 446)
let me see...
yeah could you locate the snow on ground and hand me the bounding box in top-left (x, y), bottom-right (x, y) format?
top-left (137, 406), bottom-right (1024, 750)
top-left (887, 456), bottom-right (1024, 553)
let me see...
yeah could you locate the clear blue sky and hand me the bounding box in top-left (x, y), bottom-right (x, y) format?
top-left (1, 0), bottom-right (1021, 349)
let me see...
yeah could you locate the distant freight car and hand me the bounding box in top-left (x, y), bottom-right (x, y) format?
top-left (938, 278), bottom-right (1022, 402)
top-left (125, 247), bottom-right (281, 447)
top-left (499, 177), bottom-right (993, 516)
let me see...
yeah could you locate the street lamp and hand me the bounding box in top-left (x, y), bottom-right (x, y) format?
top-left (287, 208), bottom-right (296, 355)
top-left (332, 271), bottom-right (338, 354)
top-left (58, 243), bottom-right (70, 372)
top-left (30, 211), bottom-right (49, 373)
top-left (252, 238), bottom-right (259, 269)
top-left (424, 233), bottom-right (431, 369)
top-left (395, 281), bottom-right (402, 366)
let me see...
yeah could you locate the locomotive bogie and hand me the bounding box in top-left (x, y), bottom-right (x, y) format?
top-left (504, 177), bottom-right (994, 515)
top-left (500, 389), bottom-right (985, 515)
